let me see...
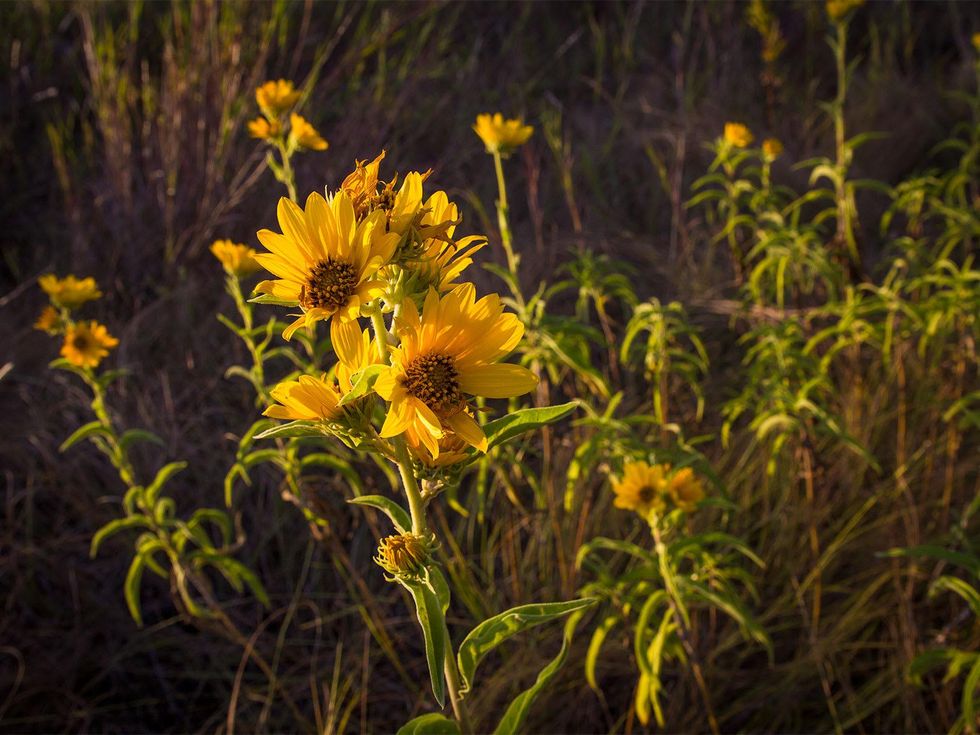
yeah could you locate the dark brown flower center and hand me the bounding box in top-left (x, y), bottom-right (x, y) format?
top-left (403, 353), bottom-right (463, 415)
top-left (72, 335), bottom-right (92, 351)
top-left (300, 258), bottom-right (358, 311)
top-left (637, 485), bottom-right (656, 504)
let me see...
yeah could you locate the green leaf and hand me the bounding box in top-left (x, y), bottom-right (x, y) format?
top-left (118, 429), bottom-right (165, 453)
top-left (145, 461), bottom-right (188, 505)
top-left (125, 554), bottom-right (146, 627)
top-left (60, 421), bottom-right (112, 452)
top-left (339, 364), bottom-right (385, 406)
top-left (585, 614), bottom-right (618, 692)
top-left (349, 495), bottom-right (412, 534)
top-left (457, 598), bottom-right (596, 696)
top-left (881, 545), bottom-right (980, 578)
top-left (254, 420), bottom-right (326, 440)
top-left (930, 576), bottom-right (980, 617)
top-left (483, 402), bottom-right (579, 449)
top-left (396, 714), bottom-right (460, 735)
top-left (404, 580), bottom-right (447, 707)
top-left (90, 516), bottom-right (152, 557)
top-left (492, 613), bottom-right (583, 735)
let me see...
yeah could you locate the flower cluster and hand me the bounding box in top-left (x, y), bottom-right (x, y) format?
top-left (255, 152), bottom-right (537, 463)
top-left (611, 460), bottom-right (705, 520)
top-left (36, 274), bottom-right (118, 369)
top-left (248, 79), bottom-right (328, 152)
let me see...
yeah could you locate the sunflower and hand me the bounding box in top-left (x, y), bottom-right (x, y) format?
top-left (612, 461), bottom-right (668, 518)
top-left (34, 305), bottom-right (61, 334)
top-left (331, 319), bottom-right (383, 394)
top-left (723, 122), bottom-right (754, 149)
top-left (289, 113), bottom-right (328, 151)
top-left (667, 467), bottom-right (705, 512)
top-left (473, 113), bottom-right (534, 157)
top-left (61, 321), bottom-right (119, 368)
top-left (254, 191), bottom-right (400, 340)
top-left (263, 374), bottom-right (343, 421)
top-left (38, 274), bottom-right (102, 310)
top-left (407, 191), bottom-right (485, 291)
top-left (762, 138), bottom-right (783, 161)
top-left (374, 284), bottom-right (537, 459)
top-left (211, 239), bottom-right (262, 278)
top-left (247, 116), bottom-right (282, 141)
top-left (255, 79), bottom-right (301, 118)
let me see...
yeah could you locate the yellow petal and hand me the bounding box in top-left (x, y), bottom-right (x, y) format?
top-left (457, 363), bottom-right (538, 398)
top-left (446, 412), bottom-right (488, 453)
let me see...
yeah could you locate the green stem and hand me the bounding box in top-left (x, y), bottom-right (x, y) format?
top-left (492, 150), bottom-right (521, 299)
top-left (443, 633), bottom-right (473, 734)
top-left (277, 140), bottom-right (298, 203)
top-left (833, 19), bottom-right (860, 270)
top-left (228, 275), bottom-right (268, 402)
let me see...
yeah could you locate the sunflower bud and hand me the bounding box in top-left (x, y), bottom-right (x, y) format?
top-left (375, 533), bottom-right (434, 580)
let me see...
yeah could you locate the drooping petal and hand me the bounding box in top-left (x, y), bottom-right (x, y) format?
top-left (457, 363), bottom-right (538, 398)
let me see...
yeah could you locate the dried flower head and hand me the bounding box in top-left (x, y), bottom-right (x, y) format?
top-left (375, 533), bottom-right (433, 578)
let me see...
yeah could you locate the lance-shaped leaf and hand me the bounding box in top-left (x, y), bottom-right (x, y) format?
top-left (396, 713), bottom-right (461, 735)
top-left (125, 554), bottom-right (146, 627)
top-left (483, 402), bottom-right (578, 450)
top-left (349, 495), bottom-right (412, 534)
top-left (403, 580), bottom-right (447, 707)
top-left (90, 516), bottom-right (152, 558)
top-left (339, 364), bottom-right (385, 406)
top-left (491, 611), bottom-right (586, 735)
top-left (145, 461), bottom-right (188, 505)
top-left (457, 598), bottom-right (596, 696)
top-left (60, 421), bottom-right (113, 452)
top-left (254, 420), bottom-right (325, 440)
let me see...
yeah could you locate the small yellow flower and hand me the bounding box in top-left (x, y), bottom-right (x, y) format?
top-left (61, 321), bottom-right (119, 368)
top-left (375, 533), bottom-right (432, 578)
top-left (38, 274), bottom-right (102, 310)
top-left (253, 191), bottom-right (400, 341)
top-left (826, 0), bottom-right (864, 22)
top-left (973, 32), bottom-right (980, 53)
top-left (34, 305), bottom-right (61, 334)
top-left (247, 116), bottom-right (282, 141)
top-left (723, 122), bottom-right (754, 149)
top-left (255, 79), bottom-right (301, 118)
top-left (331, 320), bottom-right (383, 394)
top-left (289, 113), bottom-right (328, 152)
top-left (612, 461), bottom-right (668, 518)
top-left (473, 113), bottom-right (534, 157)
top-left (408, 191), bottom-right (485, 292)
top-left (667, 468), bottom-right (705, 512)
top-left (374, 284), bottom-right (537, 460)
top-left (263, 374), bottom-right (343, 421)
top-left (762, 137), bottom-right (784, 160)
top-left (210, 239), bottom-right (262, 278)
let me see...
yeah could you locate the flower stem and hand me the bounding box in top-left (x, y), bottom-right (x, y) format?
top-left (492, 150), bottom-right (521, 289)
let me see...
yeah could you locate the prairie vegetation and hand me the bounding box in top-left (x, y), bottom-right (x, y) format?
top-left (2, 2), bottom-right (978, 733)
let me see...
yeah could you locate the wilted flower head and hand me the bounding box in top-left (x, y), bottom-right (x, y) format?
top-left (255, 79), bottom-right (301, 118)
top-left (762, 137), bottom-right (784, 160)
top-left (612, 461), bottom-right (668, 519)
top-left (248, 116), bottom-right (282, 141)
top-left (375, 533), bottom-right (433, 578)
top-left (826, 0), bottom-right (864, 22)
top-left (723, 122), bottom-right (754, 149)
top-left (210, 239), bottom-right (262, 278)
top-left (289, 113), bottom-right (328, 151)
top-left (39, 274), bottom-right (102, 310)
top-left (473, 113), bottom-right (534, 157)
top-left (61, 321), bottom-right (119, 369)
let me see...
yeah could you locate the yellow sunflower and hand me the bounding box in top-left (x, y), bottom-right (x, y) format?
top-left (374, 284), bottom-right (537, 459)
top-left (612, 461), bottom-right (668, 518)
top-left (247, 116), bottom-right (281, 141)
top-left (289, 113), bottom-right (328, 151)
top-left (34, 305), bottom-right (61, 334)
top-left (254, 191), bottom-right (400, 341)
top-left (762, 137), bottom-right (783, 160)
top-left (723, 122), bottom-right (754, 149)
top-left (38, 274), bottom-right (102, 310)
top-left (210, 239), bottom-right (262, 278)
top-left (61, 321), bottom-right (119, 368)
top-left (473, 113), bottom-right (534, 157)
top-left (263, 374), bottom-right (343, 421)
top-left (408, 191), bottom-right (485, 291)
top-left (667, 467), bottom-right (705, 512)
top-left (331, 319), bottom-right (383, 394)
top-left (255, 79), bottom-right (301, 118)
